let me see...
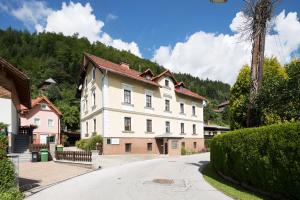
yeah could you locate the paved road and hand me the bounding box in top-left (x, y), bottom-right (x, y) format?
top-left (27, 153), bottom-right (231, 200)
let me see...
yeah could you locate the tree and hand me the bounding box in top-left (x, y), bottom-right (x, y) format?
top-left (243, 0), bottom-right (276, 127)
top-left (230, 65), bottom-right (251, 129)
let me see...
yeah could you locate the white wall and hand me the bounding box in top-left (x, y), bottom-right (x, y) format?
top-left (0, 98), bottom-right (18, 134)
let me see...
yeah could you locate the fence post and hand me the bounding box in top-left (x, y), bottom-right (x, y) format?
top-left (73, 151), bottom-right (75, 162)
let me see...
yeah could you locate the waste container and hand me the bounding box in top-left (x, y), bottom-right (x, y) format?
top-left (31, 151), bottom-right (39, 162)
top-left (56, 145), bottom-right (64, 152)
top-left (40, 149), bottom-right (48, 162)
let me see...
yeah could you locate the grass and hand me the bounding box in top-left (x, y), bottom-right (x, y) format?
top-left (202, 164), bottom-right (263, 200)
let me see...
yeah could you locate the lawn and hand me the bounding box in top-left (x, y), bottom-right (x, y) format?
top-left (202, 164), bottom-right (263, 200)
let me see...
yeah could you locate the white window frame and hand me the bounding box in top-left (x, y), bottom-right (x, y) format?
top-left (165, 99), bottom-right (170, 111)
top-left (34, 118), bottom-right (40, 126)
top-left (146, 119), bottom-right (152, 132)
top-left (180, 103), bottom-right (184, 114)
top-left (124, 117), bottom-right (131, 131)
top-left (193, 124), bottom-right (196, 134)
top-left (92, 89), bottom-right (96, 107)
top-left (181, 123), bottom-right (184, 134)
top-left (48, 119), bottom-right (54, 127)
top-left (165, 121), bottom-right (170, 133)
top-left (40, 103), bottom-right (47, 110)
top-left (192, 105), bottom-right (196, 116)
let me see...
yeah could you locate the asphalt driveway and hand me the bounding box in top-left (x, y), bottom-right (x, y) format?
top-left (26, 153), bottom-right (231, 200)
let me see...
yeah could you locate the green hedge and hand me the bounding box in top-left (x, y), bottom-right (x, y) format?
top-left (75, 134), bottom-right (103, 151)
top-left (210, 122), bottom-right (300, 199)
top-left (0, 134), bottom-right (23, 199)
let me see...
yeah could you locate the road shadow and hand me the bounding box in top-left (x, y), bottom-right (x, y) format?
top-left (186, 160), bottom-right (210, 172)
top-left (19, 177), bottom-right (41, 192)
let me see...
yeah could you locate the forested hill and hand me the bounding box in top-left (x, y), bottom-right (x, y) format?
top-left (0, 28), bottom-right (230, 128)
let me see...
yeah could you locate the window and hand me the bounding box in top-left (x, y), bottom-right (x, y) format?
top-left (124, 89), bottom-right (131, 104)
top-left (92, 90), bottom-right (96, 107)
top-left (40, 104), bottom-right (47, 110)
top-left (146, 95), bottom-right (152, 108)
top-left (93, 119), bottom-right (96, 133)
top-left (192, 106), bottom-right (196, 116)
top-left (107, 138), bottom-right (111, 144)
top-left (84, 99), bottom-right (88, 112)
top-left (181, 142), bottom-right (185, 148)
top-left (180, 103), bottom-right (184, 114)
top-left (165, 79), bottom-right (169, 87)
top-left (146, 119), bottom-right (152, 132)
top-left (125, 143), bottom-right (132, 152)
top-left (124, 117), bottom-right (131, 131)
top-left (86, 122), bottom-right (88, 134)
top-left (193, 124), bottom-right (196, 134)
top-left (181, 123), bottom-right (184, 134)
top-left (147, 143), bottom-right (152, 151)
top-left (193, 142), bottom-right (197, 149)
top-left (48, 119), bottom-right (54, 127)
top-left (34, 118), bottom-right (40, 126)
top-left (165, 121), bottom-right (170, 133)
top-left (165, 99), bottom-right (170, 111)
top-left (171, 141), bottom-right (178, 149)
top-left (92, 67), bottom-right (96, 80)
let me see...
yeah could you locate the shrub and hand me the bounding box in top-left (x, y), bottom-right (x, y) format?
top-left (0, 134), bottom-right (23, 199)
top-left (181, 147), bottom-right (187, 155)
top-left (76, 134), bottom-right (103, 151)
top-left (0, 187), bottom-right (24, 200)
top-left (210, 122), bottom-right (300, 199)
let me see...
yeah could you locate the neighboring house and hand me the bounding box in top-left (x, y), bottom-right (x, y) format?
top-left (38, 78), bottom-right (57, 92)
top-left (215, 100), bottom-right (229, 113)
top-left (77, 53), bottom-right (206, 155)
top-left (20, 96), bottom-right (61, 144)
top-left (0, 57), bottom-right (31, 152)
top-left (204, 124), bottom-right (230, 139)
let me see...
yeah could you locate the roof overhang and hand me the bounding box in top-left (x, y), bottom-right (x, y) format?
top-left (0, 58), bottom-right (31, 108)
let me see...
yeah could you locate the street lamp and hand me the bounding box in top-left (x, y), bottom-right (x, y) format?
top-left (210, 0), bottom-right (227, 3)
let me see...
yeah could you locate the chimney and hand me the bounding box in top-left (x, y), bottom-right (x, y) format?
top-left (120, 62), bottom-right (130, 69)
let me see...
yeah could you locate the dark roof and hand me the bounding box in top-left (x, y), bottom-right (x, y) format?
top-left (0, 58), bottom-right (31, 108)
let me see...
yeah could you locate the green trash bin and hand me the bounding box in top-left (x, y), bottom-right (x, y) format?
top-left (40, 149), bottom-right (48, 162)
top-left (56, 145), bottom-right (64, 152)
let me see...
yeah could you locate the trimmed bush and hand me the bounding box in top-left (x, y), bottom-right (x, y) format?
top-left (210, 122), bottom-right (300, 199)
top-left (76, 134), bottom-right (103, 151)
top-left (0, 133), bottom-right (23, 199)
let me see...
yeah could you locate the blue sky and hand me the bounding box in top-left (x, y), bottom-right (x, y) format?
top-left (0, 0), bottom-right (300, 83)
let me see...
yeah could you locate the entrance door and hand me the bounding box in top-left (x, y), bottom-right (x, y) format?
top-left (40, 135), bottom-right (48, 144)
top-left (164, 142), bottom-right (168, 154)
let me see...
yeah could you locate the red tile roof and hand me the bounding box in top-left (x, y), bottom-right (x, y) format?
top-left (175, 87), bottom-right (206, 101)
top-left (83, 53), bottom-right (206, 101)
top-left (84, 53), bottom-right (159, 87)
top-left (20, 96), bottom-right (62, 116)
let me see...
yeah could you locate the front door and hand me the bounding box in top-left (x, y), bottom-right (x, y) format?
top-left (164, 142), bottom-right (168, 154)
top-left (40, 135), bottom-right (48, 144)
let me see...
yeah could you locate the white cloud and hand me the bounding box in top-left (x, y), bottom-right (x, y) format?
top-left (153, 11), bottom-right (300, 84)
top-left (39, 2), bottom-right (103, 42)
top-left (106, 13), bottom-right (118, 22)
top-left (11, 1), bottom-right (52, 29)
top-left (4, 1), bottom-right (142, 57)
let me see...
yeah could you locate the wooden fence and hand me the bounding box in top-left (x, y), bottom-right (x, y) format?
top-left (29, 144), bottom-right (49, 152)
top-left (55, 151), bottom-right (92, 162)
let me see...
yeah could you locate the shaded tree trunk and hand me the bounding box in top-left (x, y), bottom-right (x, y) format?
top-left (247, 0), bottom-right (271, 127)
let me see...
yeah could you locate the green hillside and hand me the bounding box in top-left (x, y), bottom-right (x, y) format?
top-left (0, 28), bottom-right (230, 129)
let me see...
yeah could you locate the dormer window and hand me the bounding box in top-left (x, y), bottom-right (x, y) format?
top-left (146, 75), bottom-right (151, 80)
top-left (165, 79), bottom-right (169, 87)
top-left (40, 104), bottom-right (47, 110)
